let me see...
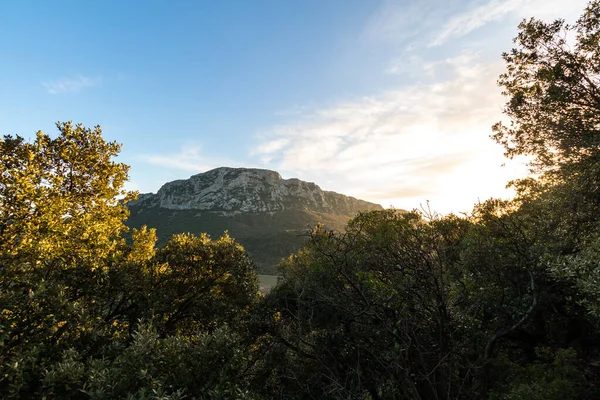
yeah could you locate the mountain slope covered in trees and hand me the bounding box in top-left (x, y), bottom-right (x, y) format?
top-left (126, 167), bottom-right (383, 273)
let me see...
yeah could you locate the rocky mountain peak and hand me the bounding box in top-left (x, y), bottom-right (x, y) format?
top-left (129, 167), bottom-right (382, 215)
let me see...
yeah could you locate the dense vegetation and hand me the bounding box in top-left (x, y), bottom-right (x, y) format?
top-left (1, 2), bottom-right (600, 398)
top-left (125, 204), bottom-right (353, 275)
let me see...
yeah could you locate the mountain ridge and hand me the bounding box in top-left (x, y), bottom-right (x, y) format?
top-left (129, 167), bottom-right (382, 215)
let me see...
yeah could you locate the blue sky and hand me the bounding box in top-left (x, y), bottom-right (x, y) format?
top-left (0, 0), bottom-right (589, 213)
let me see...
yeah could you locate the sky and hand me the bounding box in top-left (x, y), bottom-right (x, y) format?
top-left (0, 0), bottom-right (590, 214)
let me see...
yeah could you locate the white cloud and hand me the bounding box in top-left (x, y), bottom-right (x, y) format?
top-left (430, 0), bottom-right (591, 47)
top-left (252, 138), bottom-right (291, 156)
top-left (364, 0), bottom-right (590, 51)
top-left (43, 75), bottom-right (100, 94)
top-left (517, 0), bottom-right (590, 21)
top-left (134, 0), bottom-right (583, 212)
top-left (253, 51), bottom-right (528, 214)
top-left (429, 0), bottom-right (521, 46)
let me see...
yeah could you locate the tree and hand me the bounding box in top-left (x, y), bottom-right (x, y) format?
top-left (0, 122), bottom-right (132, 268)
top-left (492, 1), bottom-right (600, 173)
top-left (253, 4), bottom-right (600, 398)
top-left (260, 210), bottom-right (478, 399)
top-left (0, 122), bottom-right (135, 397)
top-left (490, 1), bottom-right (600, 322)
top-left (484, 3), bottom-right (600, 396)
top-left (145, 232), bottom-right (260, 335)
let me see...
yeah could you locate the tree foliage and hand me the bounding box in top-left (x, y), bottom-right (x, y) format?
top-left (257, 211), bottom-right (475, 399)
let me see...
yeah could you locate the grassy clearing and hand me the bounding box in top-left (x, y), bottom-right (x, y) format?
top-left (258, 274), bottom-right (279, 293)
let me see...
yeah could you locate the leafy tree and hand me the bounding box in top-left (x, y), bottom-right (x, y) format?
top-left (41, 324), bottom-right (258, 400)
top-left (259, 210), bottom-right (479, 399)
top-left (144, 232), bottom-right (260, 335)
top-left (0, 122), bottom-right (132, 265)
top-left (0, 122), bottom-right (134, 397)
top-left (490, 1), bottom-right (600, 324)
top-left (492, 0), bottom-right (600, 172)
top-left (480, 3), bottom-right (600, 396)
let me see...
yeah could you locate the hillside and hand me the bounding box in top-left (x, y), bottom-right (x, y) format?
top-left (126, 167), bottom-right (383, 273)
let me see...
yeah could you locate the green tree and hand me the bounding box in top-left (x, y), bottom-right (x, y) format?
top-left (492, 0), bottom-right (600, 172)
top-left (145, 232), bottom-right (260, 335)
top-left (481, 3), bottom-right (600, 396)
top-left (0, 122), bottom-right (134, 397)
top-left (491, 0), bottom-right (600, 322)
top-left (260, 210), bottom-right (477, 399)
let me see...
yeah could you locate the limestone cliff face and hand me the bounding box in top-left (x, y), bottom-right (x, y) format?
top-left (129, 167), bottom-right (382, 215)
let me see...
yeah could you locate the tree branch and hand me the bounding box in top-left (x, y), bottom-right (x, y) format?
top-left (484, 270), bottom-right (537, 360)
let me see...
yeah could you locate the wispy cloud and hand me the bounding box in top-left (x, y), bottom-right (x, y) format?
top-left (43, 75), bottom-right (100, 94)
top-left (141, 144), bottom-right (241, 173)
top-left (429, 0), bottom-right (521, 46)
top-left (365, 0), bottom-right (589, 50)
top-left (134, 0), bottom-right (580, 212)
top-left (428, 0), bottom-right (589, 47)
top-left (362, 0), bottom-right (456, 45)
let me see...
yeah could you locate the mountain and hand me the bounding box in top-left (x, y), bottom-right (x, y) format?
top-left (126, 167), bottom-right (383, 274)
